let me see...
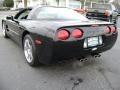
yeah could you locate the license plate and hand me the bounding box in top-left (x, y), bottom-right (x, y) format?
top-left (88, 37), bottom-right (99, 47)
top-left (84, 36), bottom-right (102, 48)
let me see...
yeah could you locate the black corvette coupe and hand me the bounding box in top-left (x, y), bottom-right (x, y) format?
top-left (2, 6), bottom-right (118, 66)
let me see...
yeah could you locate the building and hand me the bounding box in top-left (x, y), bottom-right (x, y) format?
top-left (13, 0), bottom-right (82, 9)
top-left (13, 0), bottom-right (67, 9)
top-left (0, 0), bottom-right (4, 7)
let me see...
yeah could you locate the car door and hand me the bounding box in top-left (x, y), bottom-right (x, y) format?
top-left (6, 19), bottom-right (21, 43)
top-left (7, 9), bottom-right (31, 44)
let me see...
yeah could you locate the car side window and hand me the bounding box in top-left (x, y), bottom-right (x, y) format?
top-left (15, 9), bottom-right (31, 20)
top-left (18, 10), bottom-right (30, 20)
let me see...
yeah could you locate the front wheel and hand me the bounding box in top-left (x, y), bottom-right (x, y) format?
top-left (2, 24), bottom-right (9, 38)
top-left (23, 35), bottom-right (39, 66)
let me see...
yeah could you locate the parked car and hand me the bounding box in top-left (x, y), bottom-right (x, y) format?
top-left (11, 7), bottom-right (25, 11)
top-left (116, 7), bottom-right (120, 15)
top-left (0, 7), bottom-right (10, 11)
top-left (2, 6), bottom-right (118, 66)
top-left (86, 3), bottom-right (118, 24)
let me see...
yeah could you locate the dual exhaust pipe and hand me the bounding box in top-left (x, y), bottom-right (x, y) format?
top-left (92, 54), bottom-right (101, 58)
top-left (79, 58), bottom-right (88, 62)
top-left (79, 54), bottom-right (101, 62)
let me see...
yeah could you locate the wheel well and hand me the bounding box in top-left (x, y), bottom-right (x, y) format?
top-left (22, 31), bottom-right (29, 48)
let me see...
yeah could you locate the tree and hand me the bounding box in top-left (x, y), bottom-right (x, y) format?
top-left (3, 0), bottom-right (14, 7)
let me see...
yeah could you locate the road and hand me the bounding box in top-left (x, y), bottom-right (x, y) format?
top-left (0, 11), bottom-right (120, 90)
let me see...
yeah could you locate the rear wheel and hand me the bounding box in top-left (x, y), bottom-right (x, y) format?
top-left (23, 35), bottom-right (39, 66)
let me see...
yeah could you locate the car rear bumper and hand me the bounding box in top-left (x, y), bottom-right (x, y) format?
top-left (37, 33), bottom-right (118, 64)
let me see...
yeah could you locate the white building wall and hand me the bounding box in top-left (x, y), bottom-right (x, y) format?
top-left (13, 0), bottom-right (81, 9)
top-left (28, 0), bottom-right (42, 7)
top-left (0, 0), bottom-right (4, 7)
top-left (46, 0), bottom-right (58, 6)
top-left (12, 0), bottom-right (23, 9)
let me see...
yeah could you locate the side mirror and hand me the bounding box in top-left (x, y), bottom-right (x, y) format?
top-left (6, 16), bottom-right (19, 24)
top-left (6, 15), bottom-right (14, 20)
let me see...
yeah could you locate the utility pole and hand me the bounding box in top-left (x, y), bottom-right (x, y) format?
top-left (42, 0), bottom-right (46, 5)
top-left (104, 0), bottom-right (105, 3)
top-left (23, 0), bottom-right (27, 8)
top-left (66, 0), bottom-right (69, 7)
top-left (83, 0), bottom-right (86, 9)
top-left (56, 0), bottom-right (59, 6)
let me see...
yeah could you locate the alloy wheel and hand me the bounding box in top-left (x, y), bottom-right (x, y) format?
top-left (24, 39), bottom-right (33, 63)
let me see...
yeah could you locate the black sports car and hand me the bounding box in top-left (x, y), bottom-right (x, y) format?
top-left (2, 6), bottom-right (118, 66)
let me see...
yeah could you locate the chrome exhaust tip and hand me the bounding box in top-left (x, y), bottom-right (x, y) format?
top-left (92, 54), bottom-right (101, 58)
top-left (79, 59), bottom-right (84, 62)
top-left (79, 57), bottom-right (88, 62)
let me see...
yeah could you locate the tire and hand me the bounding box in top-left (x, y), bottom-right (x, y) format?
top-left (23, 34), bottom-right (39, 66)
top-left (2, 24), bottom-right (9, 38)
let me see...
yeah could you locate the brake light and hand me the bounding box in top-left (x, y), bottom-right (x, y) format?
top-left (105, 26), bottom-right (111, 34)
top-left (72, 28), bottom-right (83, 38)
top-left (57, 29), bottom-right (70, 40)
top-left (111, 26), bottom-right (116, 33)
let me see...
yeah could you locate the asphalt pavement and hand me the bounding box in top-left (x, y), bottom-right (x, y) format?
top-left (0, 11), bottom-right (120, 90)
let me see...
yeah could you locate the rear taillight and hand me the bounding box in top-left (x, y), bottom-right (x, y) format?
top-left (105, 26), bottom-right (111, 34)
top-left (72, 28), bottom-right (83, 38)
top-left (111, 26), bottom-right (116, 33)
top-left (57, 29), bottom-right (70, 40)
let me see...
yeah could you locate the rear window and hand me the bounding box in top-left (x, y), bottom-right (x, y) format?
top-left (30, 7), bottom-right (88, 21)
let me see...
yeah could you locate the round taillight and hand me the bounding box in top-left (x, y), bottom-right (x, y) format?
top-left (105, 26), bottom-right (111, 34)
top-left (111, 26), bottom-right (116, 33)
top-left (72, 28), bottom-right (83, 38)
top-left (57, 29), bottom-right (69, 40)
